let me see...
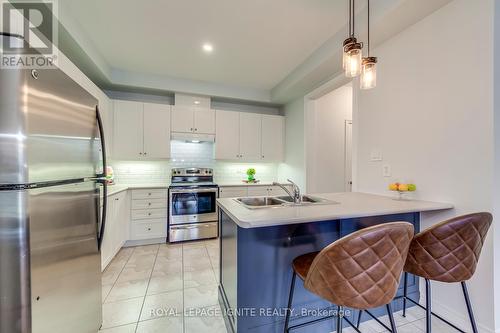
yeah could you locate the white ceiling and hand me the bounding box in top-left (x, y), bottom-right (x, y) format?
top-left (62, 0), bottom-right (347, 90)
top-left (59, 0), bottom-right (453, 103)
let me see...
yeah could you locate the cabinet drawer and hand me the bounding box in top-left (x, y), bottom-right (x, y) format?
top-left (131, 189), bottom-right (167, 200)
top-left (131, 198), bottom-right (166, 210)
top-left (131, 208), bottom-right (167, 220)
top-left (130, 221), bottom-right (166, 240)
top-left (219, 186), bottom-right (248, 198)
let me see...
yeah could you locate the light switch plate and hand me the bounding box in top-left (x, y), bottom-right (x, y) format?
top-left (382, 164), bottom-right (391, 177)
top-left (370, 150), bottom-right (383, 161)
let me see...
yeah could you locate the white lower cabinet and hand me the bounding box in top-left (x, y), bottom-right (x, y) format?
top-left (247, 186), bottom-right (269, 197)
top-left (129, 189), bottom-right (168, 241)
top-left (101, 190), bottom-right (129, 271)
top-left (219, 185), bottom-right (292, 199)
top-left (219, 186), bottom-right (248, 198)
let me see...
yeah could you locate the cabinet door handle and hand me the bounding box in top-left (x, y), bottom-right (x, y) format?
top-left (148, 203), bottom-right (152, 206)
top-left (148, 193), bottom-right (152, 196)
top-left (190, 128), bottom-right (193, 131)
top-left (194, 128), bottom-right (198, 131)
top-left (139, 152), bottom-right (143, 155)
top-left (147, 228), bottom-right (151, 231)
top-left (148, 213), bottom-right (152, 216)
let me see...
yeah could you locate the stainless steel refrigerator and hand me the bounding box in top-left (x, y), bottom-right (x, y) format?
top-left (0, 34), bottom-right (108, 333)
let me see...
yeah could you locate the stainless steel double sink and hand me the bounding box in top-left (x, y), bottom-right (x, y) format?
top-left (235, 195), bottom-right (338, 209)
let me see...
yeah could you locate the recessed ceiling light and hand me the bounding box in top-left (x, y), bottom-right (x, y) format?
top-left (202, 43), bottom-right (214, 53)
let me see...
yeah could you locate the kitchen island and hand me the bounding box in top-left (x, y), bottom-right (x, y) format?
top-left (216, 192), bottom-right (452, 333)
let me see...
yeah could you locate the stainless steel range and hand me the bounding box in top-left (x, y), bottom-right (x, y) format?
top-left (168, 168), bottom-right (218, 242)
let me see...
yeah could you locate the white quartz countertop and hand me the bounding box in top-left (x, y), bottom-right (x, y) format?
top-left (105, 183), bottom-right (169, 196)
top-left (216, 192), bottom-right (453, 228)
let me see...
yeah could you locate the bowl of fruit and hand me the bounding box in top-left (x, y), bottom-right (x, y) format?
top-left (388, 182), bottom-right (416, 200)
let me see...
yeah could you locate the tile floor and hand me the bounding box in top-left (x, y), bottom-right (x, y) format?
top-left (100, 240), bottom-right (460, 333)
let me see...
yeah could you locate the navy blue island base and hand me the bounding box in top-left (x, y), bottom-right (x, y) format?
top-left (217, 210), bottom-right (420, 333)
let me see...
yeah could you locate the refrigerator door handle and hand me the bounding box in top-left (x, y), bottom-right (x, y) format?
top-left (96, 106), bottom-right (107, 251)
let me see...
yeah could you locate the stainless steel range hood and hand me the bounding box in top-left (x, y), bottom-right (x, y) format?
top-left (171, 132), bottom-right (215, 143)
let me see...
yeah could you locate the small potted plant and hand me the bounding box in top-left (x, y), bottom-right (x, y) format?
top-left (246, 168), bottom-right (256, 183)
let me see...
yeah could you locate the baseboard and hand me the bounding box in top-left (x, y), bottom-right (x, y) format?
top-left (419, 296), bottom-right (495, 333)
top-left (123, 237), bottom-right (166, 247)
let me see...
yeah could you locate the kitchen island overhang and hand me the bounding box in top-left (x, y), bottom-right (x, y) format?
top-left (216, 192), bottom-right (453, 333)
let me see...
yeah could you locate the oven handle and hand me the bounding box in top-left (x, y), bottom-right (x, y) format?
top-left (170, 188), bottom-right (218, 194)
top-left (171, 224), bottom-right (216, 230)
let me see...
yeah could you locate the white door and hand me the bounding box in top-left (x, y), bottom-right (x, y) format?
top-left (143, 103), bottom-right (171, 159)
top-left (261, 115), bottom-right (284, 161)
top-left (194, 108), bottom-right (216, 134)
top-left (113, 100), bottom-right (144, 159)
top-left (345, 120), bottom-right (353, 192)
top-left (215, 110), bottom-right (240, 160)
top-left (239, 113), bottom-right (262, 160)
top-left (171, 105), bottom-right (194, 133)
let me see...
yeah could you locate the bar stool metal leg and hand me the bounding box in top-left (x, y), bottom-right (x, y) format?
top-left (386, 303), bottom-right (398, 333)
top-left (356, 310), bottom-right (363, 328)
top-left (425, 278), bottom-right (432, 333)
top-left (336, 306), bottom-right (343, 332)
top-left (461, 281), bottom-right (479, 333)
top-left (402, 272), bottom-right (408, 317)
top-left (283, 272), bottom-right (296, 333)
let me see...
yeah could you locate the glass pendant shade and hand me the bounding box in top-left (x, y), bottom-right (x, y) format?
top-left (360, 57), bottom-right (377, 89)
top-left (344, 43), bottom-right (362, 78)
top-left (342, 37), bottom-right (357, 69)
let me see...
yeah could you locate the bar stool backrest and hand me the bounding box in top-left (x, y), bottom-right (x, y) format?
top-left (304, 222), bottom-right (414, 310)
top-left (404, 212), bottom-right (492, 283)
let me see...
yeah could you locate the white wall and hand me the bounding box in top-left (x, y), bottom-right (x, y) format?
top-left (308, 83), bottom-right (352, 193)
top-left (356, 0), bottom-right (495, 331)
top-left (278, 97), bottom-right (306, 189)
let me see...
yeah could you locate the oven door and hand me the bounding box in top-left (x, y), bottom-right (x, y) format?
top-left (169, 188), bottom-right (218, 225)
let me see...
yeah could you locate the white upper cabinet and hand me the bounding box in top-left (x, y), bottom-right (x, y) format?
top-left (114, 100), bottom-right (171, 160)
top-left (239, 113), bottom-right (262, 160)
top-left (194, 109), bottom-right (216, 134)
top-left (215, 110), bottom-right (284, 162)
top-left (171, 106), bottom-right (195, 133)
top-left (143, 103), bottom-right (171, 159)
top-left (171, 105), bottom-right (215, 134)
top-left (113, 100), bottom-right (144, 159)
top-left (261, 115), bottom-right (284, 161)
top-left (215, 110), bottom-right (240, 159)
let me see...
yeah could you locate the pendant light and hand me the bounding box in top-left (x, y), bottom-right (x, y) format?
top-left (343, 0), bottom-right (362, 78)
top-left (360, 0), bottom-right (377, 89)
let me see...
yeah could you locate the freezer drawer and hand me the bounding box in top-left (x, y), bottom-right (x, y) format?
top-left (169, 222), bottom-right (218, 242)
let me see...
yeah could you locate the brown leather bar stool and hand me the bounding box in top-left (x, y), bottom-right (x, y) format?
top-left (401, 212), bottom-right (492, 333)
top-left (283, 222), bottom-right (414, 333)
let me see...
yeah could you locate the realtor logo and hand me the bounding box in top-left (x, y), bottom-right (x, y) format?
top-left (1, 0), bottom-right (58, 68)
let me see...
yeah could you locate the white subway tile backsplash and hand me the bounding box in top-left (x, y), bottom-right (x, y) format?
top-left (111, 141), bottom-right (279, 185)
